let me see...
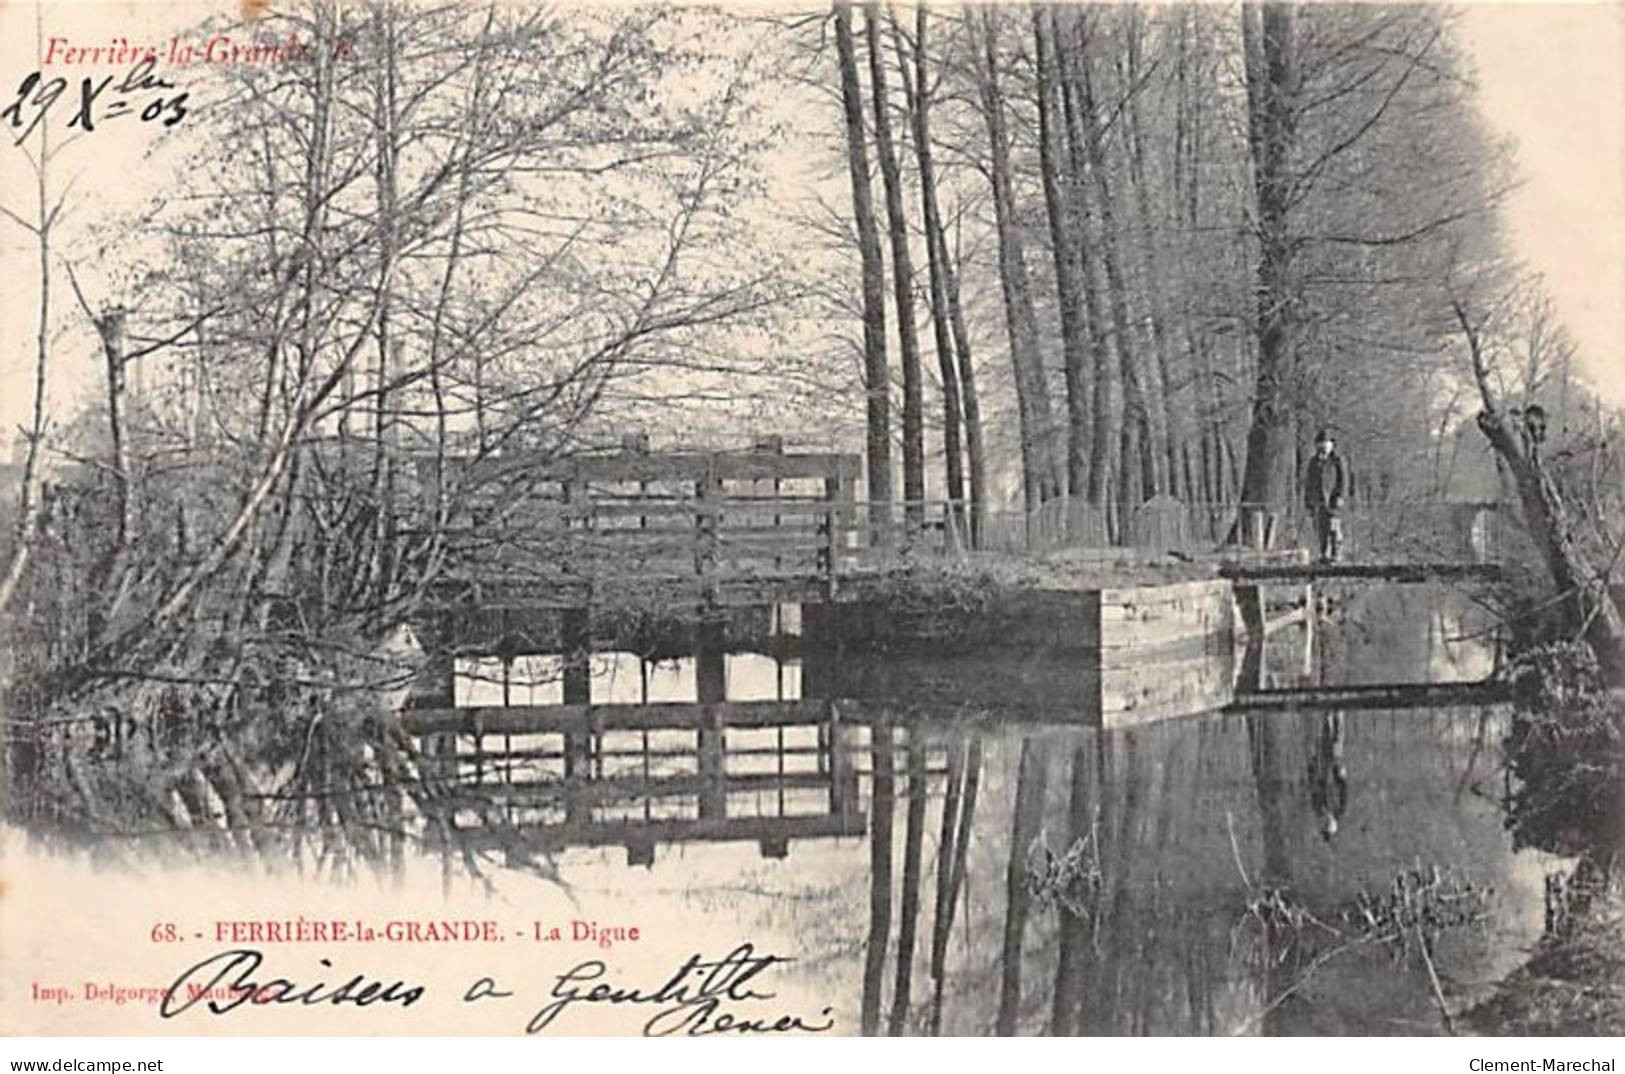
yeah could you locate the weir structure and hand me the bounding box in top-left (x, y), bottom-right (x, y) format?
top-left (386, 443), bottom-right (1508, 865)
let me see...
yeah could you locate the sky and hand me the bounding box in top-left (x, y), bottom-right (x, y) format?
top-left (1454, 2), bottom-right (1625, 407)
top-left (0, 0), bottom-right (1622, 452)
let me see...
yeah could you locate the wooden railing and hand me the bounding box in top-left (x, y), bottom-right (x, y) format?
top-left (423, 493), bottom-right (1508, 594)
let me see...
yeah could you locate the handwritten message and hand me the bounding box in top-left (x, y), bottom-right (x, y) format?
top-left (150, 944), bottom-right (837, 1037)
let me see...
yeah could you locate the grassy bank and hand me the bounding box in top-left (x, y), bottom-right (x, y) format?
top-left (849, 545), bottom-right (1286, 600)
top-left (1467, 638), bottom-right (1625, 1037)
top-left (1464, 890), bottom-right (1625, 1035)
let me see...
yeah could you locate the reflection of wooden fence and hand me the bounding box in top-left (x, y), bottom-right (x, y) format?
top-left (404, 700), bottom-right (867, 864)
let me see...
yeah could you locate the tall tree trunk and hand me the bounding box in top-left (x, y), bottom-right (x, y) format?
top-left (1057, 14), bottom-right (1119, 508)
top-left (1236, 3), bottom-right (1300, 544)
top-left (866, 6), bottom-right (925, 535)
top-left (834, 0), bottom-right (893, 542)
top-left (83, 304), bottom-right (138, 640)
top-left (1123, 6), bottom-right (1192, 501)
top-left (370, 4), bottom-right (401, 614)
top-left (0, 98), bottom-right (51, 617)
top-left (897, 7), bottom-right (967, 542)
top-left (945, 214), bottom-right (988, 547)
top-left (973, 8), bottom-right (1063, 509)
top-left (1034, 8), bottom-right (1093, 500)
top-left (0, 6), bottom-right (55, 618)
top-left (96, 311), bottom-right (133, 555)
top-left (1071, 13), bottom-right (1165, 504)
top-left (1173, 6), bottom-right (1232, 505)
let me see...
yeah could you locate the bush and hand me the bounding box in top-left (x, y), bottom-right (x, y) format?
top-left (1503, 642), bottom-right (1625, 861)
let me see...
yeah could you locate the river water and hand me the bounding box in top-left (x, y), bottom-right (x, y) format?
top-left (431, 583), bottom-right (1560, 1036)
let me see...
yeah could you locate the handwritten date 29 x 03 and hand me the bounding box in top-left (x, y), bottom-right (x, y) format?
top-left (2, 57), bottom-right (187, 146)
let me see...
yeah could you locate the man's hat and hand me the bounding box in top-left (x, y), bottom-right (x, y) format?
top-left (1315, 428), bottom-right (1333, 444)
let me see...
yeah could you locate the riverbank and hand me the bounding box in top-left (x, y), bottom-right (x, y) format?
top-left (1463, 890), bottom-right (1625, 1035)
top-left (850, 545), bottom-right (1303, 601)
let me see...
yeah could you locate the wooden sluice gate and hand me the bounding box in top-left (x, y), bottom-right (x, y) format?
top-left (416, 444), bottom-right (867, 611)
top-left (392, 464), bottom-right (1511, 863)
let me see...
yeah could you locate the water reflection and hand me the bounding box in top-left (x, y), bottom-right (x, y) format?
top-left (1307, 712), bottom-right (1349, 841)
top-left (406, 586), bottom-right (1534, 1035)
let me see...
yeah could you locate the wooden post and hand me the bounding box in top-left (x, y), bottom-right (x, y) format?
top-left (822, 472), bottom-right (843, 600)
top-left (828, 701), bottom-right (858, 818)
top-left (408, 646), bottom-right (457, 780)
top-left (561, 606), bottom-right (591, 823)
top-left (696, 616), bottom-right (727, 820)
top-left (405, 633), bottom-right (457, 863)
top-left (1238, 636), bottom-right (1266, 694)
top-left (1235, 583), bottom-right (1264, 639)
top-left (695, 456), bottom-right (722, 605)
top-left (1258, 509), bottom-right (1274, 550)
top-left (1301, 582), bottom-right (1316, 681)
top-left (562, 472), bottom-right (581, 527)
top-left (772, 474), bottom-right (783, 573)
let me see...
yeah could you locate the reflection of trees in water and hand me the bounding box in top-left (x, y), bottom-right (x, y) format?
top-left (6, 638), bottom-right (613, 893)
top-left (441, 603), bottom-right (1607, 1022)
top-left (928, 735), bottom-right (981, 1035)
top-left (1502, 643), bottom-right (1623, 884)
top-left (5, 641), bottom-right (473, 884)
top-left (891, 729), bottom-right (929, 1035)
top-left (1308, 585), bottom-right (1498, 688)
top-left (996, 738), bottom-right (1049, 1034)
top-left (848, 700), bottom-right (1518, 1036)
top-left (861, 714), bottom-right (893, 1035)
top-left (608, 689), bottom-right (1516, 1037)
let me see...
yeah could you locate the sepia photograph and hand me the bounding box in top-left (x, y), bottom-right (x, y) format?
top-left (0, 0), bottom-right (1621, 1046)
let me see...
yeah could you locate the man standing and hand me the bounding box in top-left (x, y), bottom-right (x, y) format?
top-left (1304, 429), bottom-right (1347, 563)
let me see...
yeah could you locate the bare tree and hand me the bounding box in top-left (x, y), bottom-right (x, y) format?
top-left (1033, 7), bottom-right (1093, 499)
top-left (1453, 288), bottom-right (1625, 684)
top-left (892, 6), bottom-right (972, 540)
top-left (0, 7), bottom-right (58, 618)
top-left (971, 7), bottom-right (1062, 508)
top-left (835, 0), bottom-right (894, 538)
top-left (5, 0), bottom-right (782, 864)
top-left (866, 4), bottom-right (925, 532)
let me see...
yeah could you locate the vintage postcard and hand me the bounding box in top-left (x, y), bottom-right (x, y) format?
top-left (1, 0), bottom-right (1621, 1044)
